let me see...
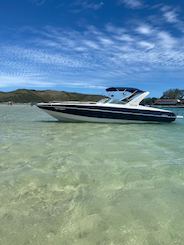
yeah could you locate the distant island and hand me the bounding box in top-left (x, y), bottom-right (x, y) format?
top-left (0, 89), bottom-right (104, 103)
top-left (0, 88), bottom-right (184, 107)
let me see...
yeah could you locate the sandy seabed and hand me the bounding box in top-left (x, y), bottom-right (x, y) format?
top-left (0, 105), bottom-right (184, 245)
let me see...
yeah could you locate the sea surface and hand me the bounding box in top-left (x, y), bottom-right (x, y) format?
top-left (0, 104), bottom-right (184, 245)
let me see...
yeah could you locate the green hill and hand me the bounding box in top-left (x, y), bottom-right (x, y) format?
top-left (0, 89), bottom-right (104, 103)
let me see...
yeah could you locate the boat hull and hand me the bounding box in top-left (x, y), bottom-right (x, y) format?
top-left (37, 104), bottom-right (176, 123)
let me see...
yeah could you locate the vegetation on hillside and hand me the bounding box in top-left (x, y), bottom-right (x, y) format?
top-left (0, 89), bottom-right (104, 103)
top-left (161, 89), bottom-right (184, 99)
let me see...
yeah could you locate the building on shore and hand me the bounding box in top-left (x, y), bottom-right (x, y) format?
top-left (154, 99), bottom-right (184, 106)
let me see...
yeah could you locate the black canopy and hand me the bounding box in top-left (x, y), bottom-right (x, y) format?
top-left (106, 87), bottom-right (144, 93)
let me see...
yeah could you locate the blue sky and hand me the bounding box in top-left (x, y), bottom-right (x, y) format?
top-left (0, 0), bottom-right (184, 96)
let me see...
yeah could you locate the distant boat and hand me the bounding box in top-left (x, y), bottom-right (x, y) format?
top-left (30, 102), bottom-right (37, 106)
top-left (37, 87), bottom-right (178, 123)
top-left (8, 101), bottom-right (13, 105)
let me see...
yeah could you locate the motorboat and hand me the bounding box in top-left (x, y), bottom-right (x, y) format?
top-left (37, 87), bottom-right (177, 123)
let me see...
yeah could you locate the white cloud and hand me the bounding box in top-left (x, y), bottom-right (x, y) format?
top-left (1, 24), bottom-right (184, 90)
top-left (136, 24), bottom-right (153, 35)
top-left (114, 34), bottom-right (134, 42)
top-left (0, 75), bottom-right (56, 88)
top-left (138, 41), bottom-right (155, 50)
top-left (71, 0), bottom-right (104, 11)
top-left (157, 31), bottom-right (177, 49)
top-left (160, 5), bottom-right (181, 25)
top-left (119, 0), bottom-right (143, 9)
top-left (163, 10), bottom-right (178, 23)
top-left (98, 37), bottom-right (113, 46)
top-left (3, 45), bottom-right (88, 68)
top-left (83, 40), bottom-right (100, 49)
top-left (105, 24), bottom-right (122, 34)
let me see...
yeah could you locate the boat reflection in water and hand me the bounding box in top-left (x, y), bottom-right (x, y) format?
top-left (37, 87), bottom-right (178, 123)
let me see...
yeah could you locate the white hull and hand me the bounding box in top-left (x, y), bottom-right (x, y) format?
top-left (43, 109), bottom-right (159, 124)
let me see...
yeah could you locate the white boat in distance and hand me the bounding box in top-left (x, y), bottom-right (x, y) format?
top-left (37, 87), bottom-right (177, 123)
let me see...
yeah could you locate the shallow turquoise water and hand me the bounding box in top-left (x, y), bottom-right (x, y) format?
top-left (0, 104), bottom-right (184, 245)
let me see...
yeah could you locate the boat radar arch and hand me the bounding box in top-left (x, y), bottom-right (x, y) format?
top-left (127, 91), bottom-right (150, 106)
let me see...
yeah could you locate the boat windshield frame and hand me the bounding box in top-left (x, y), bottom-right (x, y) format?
top-left (99, 88), bottom-right (144, 104)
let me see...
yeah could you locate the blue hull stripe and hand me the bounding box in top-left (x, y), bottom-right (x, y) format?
top-left (48, 104), bottom-right (175, 116)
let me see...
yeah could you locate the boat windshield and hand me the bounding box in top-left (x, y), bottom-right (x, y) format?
top-left (98, 90), bottom-right (143, 104)
top-left (107, 91), bottom-right (136, 104)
